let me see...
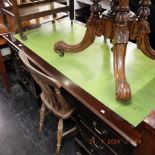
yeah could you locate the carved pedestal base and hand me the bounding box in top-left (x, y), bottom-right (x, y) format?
top-left (54, 0), bottom-right (155, 101)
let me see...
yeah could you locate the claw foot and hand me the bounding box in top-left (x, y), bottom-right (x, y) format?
top-left (20, 34), bottom-right (27, 41)
top-left (54, 41), bottom-right (66, 56)
top-left (116, 80), bottom-right (131, 101)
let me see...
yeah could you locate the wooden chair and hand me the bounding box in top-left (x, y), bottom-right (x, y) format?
top-left (0, 24), bottom-right (10, 93)
top-left (18, 50), bottom-right (76, 155)
top-left (1, 0), bottom-right (74, 40)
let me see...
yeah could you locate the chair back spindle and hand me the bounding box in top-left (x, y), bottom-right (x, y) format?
top-left (19, 50), bottom-right (72, 117)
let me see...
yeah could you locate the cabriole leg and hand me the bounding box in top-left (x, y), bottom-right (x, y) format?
top-left (54, 0), bottom-right (102, 56)
top-left (113, 0), bottom-right (131, 101)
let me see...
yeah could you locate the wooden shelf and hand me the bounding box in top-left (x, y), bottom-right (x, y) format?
top-left (1, 0), bottom-right (74, 39)
top-left (3, 2), bottom-right (69, 21)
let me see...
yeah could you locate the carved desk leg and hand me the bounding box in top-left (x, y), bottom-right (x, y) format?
top-left (113, 0), bottom-right (131, 101)
top-left (54, 0), bottom-right (102, 56)
top-left (136, 0), bottom-right (155, 59)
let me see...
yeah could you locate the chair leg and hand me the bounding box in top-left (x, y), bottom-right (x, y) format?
top-left (50, 1), bottom-right (57, 23)
top-left (69, 0), bottom-right (74, 26)
top-left (39, 103), bottom-right (46, 132)
top-left (12, 0), bottom-right (27, 40)
top-left (0, 52), bottom-right (10, 93)
top-left (56, 118), bottom-right (63, 155)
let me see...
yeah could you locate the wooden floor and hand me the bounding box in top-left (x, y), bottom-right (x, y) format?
top-left (0, 60), bottom-right (79, 155)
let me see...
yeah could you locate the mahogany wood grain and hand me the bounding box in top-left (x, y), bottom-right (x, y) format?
top-left (3, 32), bottom-right (155, 154)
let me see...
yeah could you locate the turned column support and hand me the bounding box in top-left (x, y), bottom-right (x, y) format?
top-left (113, 0), bottom-right (131, 101)
top-left (138, 0), bottom-right (151, 20)
top-left (107, 0), bottom-right (119, 16)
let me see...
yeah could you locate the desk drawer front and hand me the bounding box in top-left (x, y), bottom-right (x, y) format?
top-left (79, 115), bottom-right (126, 154)
top-left (76, 134), bottom-right (102, 155)
top-left (79, 106), bottom-right (125, 141)
top-left (78, 105), bottom-right (134, 155)
top-left (78, 120), bottom-right (116, 155)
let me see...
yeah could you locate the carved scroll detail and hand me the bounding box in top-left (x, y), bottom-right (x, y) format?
top-left (54, 26), bottom-right (96, 56)
top-left (53, 0), bottom-right (155, 101)
top-left (54, 0), bottom-right (102, 56)
top-left (116, 80), bottom-right (131, 101)
top-left (137, 35), bottom-right (155, 59)
top-left (108, 0), bottom-right (119, 16)
top-left (135, 0), bottom-right (155, 59)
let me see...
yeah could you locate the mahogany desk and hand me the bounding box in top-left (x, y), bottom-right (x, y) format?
top-left (2, 20), bottom-right (155, 155)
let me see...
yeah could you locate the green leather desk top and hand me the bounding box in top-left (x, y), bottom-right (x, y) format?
top-left (15, 19), bottom-right (155, 127)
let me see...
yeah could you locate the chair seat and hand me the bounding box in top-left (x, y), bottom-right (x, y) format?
top-left (41, 92), bottom-right (74, 119)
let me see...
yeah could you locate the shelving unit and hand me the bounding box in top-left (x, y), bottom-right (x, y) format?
top-left (1, 0), bottom-right (74, 40)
